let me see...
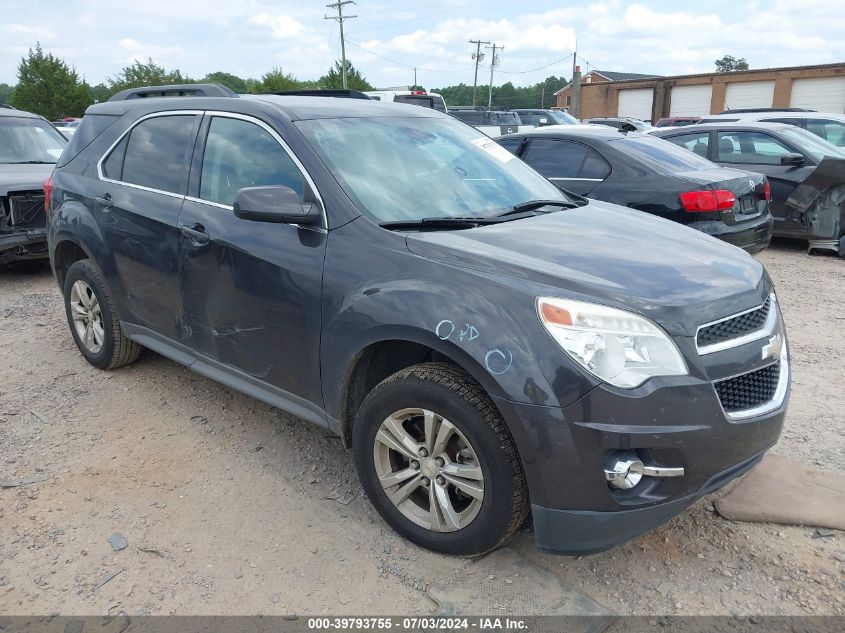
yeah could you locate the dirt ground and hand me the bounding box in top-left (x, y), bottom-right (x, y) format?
top-left (0, 238), bottom-right (843, 617)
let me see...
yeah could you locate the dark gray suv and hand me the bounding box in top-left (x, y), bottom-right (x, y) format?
top-left (46, 84), bottom-right (790, 556)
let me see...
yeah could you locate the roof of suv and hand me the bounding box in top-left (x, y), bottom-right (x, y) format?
top-left (0, 107), bottom-right (42, 119)
top-left (700, 111), bottom-right (845, 123)
top-left (654, 121), bottom-right (796, 132)
top-left (87, 93), bottom-right (445, 121)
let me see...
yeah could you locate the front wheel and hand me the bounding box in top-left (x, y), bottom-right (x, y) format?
top-left (353, 363), bottom-right (529, 555)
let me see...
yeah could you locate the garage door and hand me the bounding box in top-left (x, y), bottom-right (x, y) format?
top-left (669, 85), bottom-right (712, 116)
top-left (725, 81), bottom-right (775, 110)
top-left (617, 88), bottom-right (653, 121)
top-left (790, 77), bottom-right (845, 113)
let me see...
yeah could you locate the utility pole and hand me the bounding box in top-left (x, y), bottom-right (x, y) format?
top-left (485, 43), bottom-right (502, 108)
top-left (570, 34), bottom-right (580, 117)
top-left (325, 1), bottom-right (357, 89)
top-left (468, 39), bottom-right (489, 106)
top-left (413, 67), bottom-right (417, 88)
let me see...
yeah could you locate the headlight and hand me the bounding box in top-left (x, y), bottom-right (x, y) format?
top-left (537, 297), bottom-right (688, 388)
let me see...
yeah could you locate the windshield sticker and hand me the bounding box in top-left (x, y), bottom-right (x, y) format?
top-left (471, 136), bottom-right (516, 163)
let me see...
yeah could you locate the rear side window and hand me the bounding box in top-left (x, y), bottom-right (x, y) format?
top-left (497, 137), bottom-right (523, 155)
top-left (118, 115), bottom-right (197, 194)
top-left (805, 119), bottom-right (845, 146)
top-left (522, 139), bottom-right (588, 178)
top-left (580, 148), bottom-right (611, 179)
top-left (101, 136), bottom-right (127, 180)
top-left (57, 114), bottom-right (120, 167)
top-left (199, 117), bottom-right (305, 207)
top-left (664, 132), bottom-right (710, 158)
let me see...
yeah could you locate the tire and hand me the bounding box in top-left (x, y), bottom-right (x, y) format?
top-left (63, 259), bottom-right (141, 370)
top-left (353, 362), bottom-right (529, 556)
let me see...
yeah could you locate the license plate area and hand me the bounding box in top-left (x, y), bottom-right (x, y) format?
top-left (8, 193), bottom-right (46, 229)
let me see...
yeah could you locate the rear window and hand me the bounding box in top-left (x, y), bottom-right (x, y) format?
top-left (493, 112), bottom-right (521, 125)
top-left (610, 134), bottom-right (715, 173)
top-left (57, 114), bottom-right (121, 167)
top-left (394, 95), bottom-right (435, 109)
top-left (452, 111), bottom-right (484, 125)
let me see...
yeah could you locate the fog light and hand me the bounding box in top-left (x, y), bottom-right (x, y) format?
top-left (605, 455), bottom-right (644, 489)
top-left (604, 452), bottom-right (685, 490)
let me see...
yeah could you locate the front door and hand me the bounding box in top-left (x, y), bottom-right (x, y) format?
top-left (176, 113), bottom-right (327, 408)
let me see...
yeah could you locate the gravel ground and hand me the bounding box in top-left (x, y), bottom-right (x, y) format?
top-left (0, 238), bottom-right (842, 616)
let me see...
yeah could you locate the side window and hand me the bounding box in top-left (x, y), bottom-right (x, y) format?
top-left (665, 132), bottom-right (711, 158)
top-left (120, 115), bottom-right (196, 194)
top-left (101, 136), bottom-right (128, 180)
top-left (200, 117), bottom-right (306, 207)
top-left (522, 139), bottom-right (588, 179)
top-left (580, 148), bottom-right (611, 179)
top-left (716, 131), bottom-right (792, 164)
top-left (496, 137), bottom-right (523, 155)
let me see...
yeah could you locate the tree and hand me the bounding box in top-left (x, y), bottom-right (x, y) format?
top-left (715, 55), bottom-right (749, 73)
top-left (431, 75), bottom-right (568, 109)
top-left (0, 83), bottom-right (13, 105)
top-left (108, 58), bottom-right (187, 92)
top-left (318, 60), bottom-right (373, 91)
top-left (203, 71), bottom-right (248, 93)
top-left (90, 83), bottom-right (112, 103)
top-left (249, 67), bottom-right (314, 93)
top-left (10, 43), bottom-right (92, 119)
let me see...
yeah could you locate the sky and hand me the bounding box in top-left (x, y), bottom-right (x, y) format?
top-left (1, 0), bottom-right (844, 89)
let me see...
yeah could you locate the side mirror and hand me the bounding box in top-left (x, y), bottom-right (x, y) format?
top-left (780, 153), bottom-right (805, 166)
top-left (538, 117), bottom-right (549, 126)
top-left (233, 186), bottom-right (321, 225)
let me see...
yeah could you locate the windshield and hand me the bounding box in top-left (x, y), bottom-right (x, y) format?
top-left (779, 127), bottom-right (845, 162)
top-left (0, 117), bottom-right (66, 163)
top-left (297, 116), bottom-right (567, 223)
top-left (548, 111), bottom-right (578, 125)
top-left (610, 134), bottom-right (716, 174)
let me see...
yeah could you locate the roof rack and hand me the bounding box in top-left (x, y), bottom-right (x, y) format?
top-left (719, 107), bottom-right (817, 114)
top-left (108, 83), bottom-right (238, 102)
top-left (269, 89), bottom-right (373, 100)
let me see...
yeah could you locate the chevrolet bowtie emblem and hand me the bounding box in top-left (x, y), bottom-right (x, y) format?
top-left (761, 333), bottom-right (783, 361)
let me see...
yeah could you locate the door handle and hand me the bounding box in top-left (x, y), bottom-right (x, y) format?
top-left (95, 194), bottom-right (113, 208)
top-left (180, 223), bottom-right (210, 245)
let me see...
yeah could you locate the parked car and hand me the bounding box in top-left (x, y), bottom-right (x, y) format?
top-left (513, 109), bottom-right (579, 127)
top-left (584, 117), bottom-right (656, 132)
top-left (655, 116), bottom-right (702, 128)
top-left (48, 84), bottom-right (789, 556)
top-left (1, 107), bottom-right (67, 265)
top-left (654, 122), bottom-right (845, 255)
top-left (365, 90), bottom-right (447, 112)
top-left (449, 107), bottom-right (533, 137)
top-left (496, 125), bottom-right (773, 253)
top-left (698, 111), bottom-right (845, 147)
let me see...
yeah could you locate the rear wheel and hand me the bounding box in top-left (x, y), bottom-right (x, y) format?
top-left (353, 362), bottom-right (529, 555)
top-left (63, 260), bottom-right (141, 370)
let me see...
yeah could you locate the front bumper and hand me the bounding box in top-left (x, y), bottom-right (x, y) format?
top-left (0, 229), bottom-right (48, 264)
top-left (531, 450), bottom-right (765, 555)
top-left (492, 345), bottom-right (788, 555)
top-left (690, 214), bottom-right (773, 254)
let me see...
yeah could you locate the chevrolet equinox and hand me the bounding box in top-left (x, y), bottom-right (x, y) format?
top-left (46, 84), bottom-right (790, 556)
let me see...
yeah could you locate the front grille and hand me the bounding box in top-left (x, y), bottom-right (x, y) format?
top-left (714, 362), bottom-right (780, 413)
top-left (697, 297), bottom-right (771, 349)
top-left (8, 193), bottom-right (46, 229)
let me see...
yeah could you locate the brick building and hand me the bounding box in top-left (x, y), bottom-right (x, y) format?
top-left (555, 63), bottom-right (845, 121)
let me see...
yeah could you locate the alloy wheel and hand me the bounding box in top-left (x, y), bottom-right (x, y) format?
top-left (373, 408), bottom-right (484, 532)
top-left (69, 280), bottom-right (105, 354)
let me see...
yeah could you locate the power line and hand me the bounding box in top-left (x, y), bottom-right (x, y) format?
top-left (497, 53), bottom-right (574, 75)
top-left (349, 1), bottom-right (483, 35)
top-left (325, 1), bottom-right (357, 88)
top-left (345, 39), bottom-right (471, 73)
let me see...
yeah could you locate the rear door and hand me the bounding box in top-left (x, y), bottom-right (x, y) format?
top-left (176, 112), bottom-right (327, 408)
top-left (713, 130), bottom-right (814, 235)
top-left (519, 138), bottom-right (609, 195)
top-left (96, 112), bottom-right (200, 338)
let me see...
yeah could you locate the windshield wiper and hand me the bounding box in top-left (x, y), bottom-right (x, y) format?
top-left (4, 160), bottom-right (56, 164)
top-left (379, 212), bottom-right (553, 230)
top-left (503, 199), bottom-right (582, 216)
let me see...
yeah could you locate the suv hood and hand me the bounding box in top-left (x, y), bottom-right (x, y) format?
top-left (405, 201), bottom-right (767, 336)
top-left (0, 163), bottom-right (54, 196)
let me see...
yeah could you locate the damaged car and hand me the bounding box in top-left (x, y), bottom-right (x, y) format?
top-left (1, 107), bottom-right (67, 265)
top-left (655, 122), bottom-right (845, 256)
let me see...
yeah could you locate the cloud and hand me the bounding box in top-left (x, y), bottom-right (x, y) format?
top-left (251, 13), bottom-right (305, 40)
